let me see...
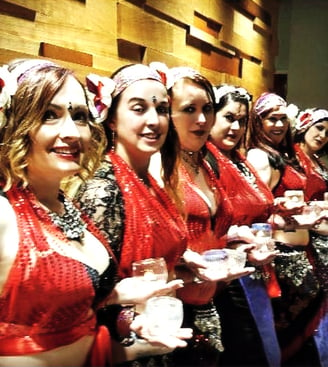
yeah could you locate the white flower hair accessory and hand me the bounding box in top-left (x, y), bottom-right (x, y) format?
top-left (85, 73), bottom-right (116, 123)
top-left (213, 85), bottom-right (251, 104)
top-left (286, 103), bottom-right (299, 130)
top-left (0, 64), bottom-right (18, 128)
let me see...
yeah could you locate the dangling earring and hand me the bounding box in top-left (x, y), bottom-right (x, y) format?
top-left (111, 130), bottom-right (116, 151)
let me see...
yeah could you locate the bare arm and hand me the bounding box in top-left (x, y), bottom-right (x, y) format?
top-left (0, 196), bottom-right (19, 292)
top-left (247, 148), bottom-right (276, 189)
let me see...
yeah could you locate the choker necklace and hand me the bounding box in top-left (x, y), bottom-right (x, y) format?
top-left (181, 149), bottom-right (201, 175)
top-left (49, 194), bottom-right (86, 242)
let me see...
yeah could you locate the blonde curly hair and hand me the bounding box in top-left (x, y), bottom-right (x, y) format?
top-left (0, 59), bottom-right (106, 191)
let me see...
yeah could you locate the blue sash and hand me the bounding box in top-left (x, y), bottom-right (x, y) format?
top-left (241, 275), bottom-right (328, 366)
top-left (313, 305), bottom-right (328, 367)
top-left (240, 275), bottom-right (281, 367)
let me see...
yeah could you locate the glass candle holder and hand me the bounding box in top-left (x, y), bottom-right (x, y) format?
top-left (202, 249), bottom-right (230, 277)
top-left (284, 190), bottom-right (304, 208)
top-left (144, 296), bottom-right (183, 335)
top-left (132, 257), bottom-right (168, 285)
top-left (251, 223), bottom-right (274, 252)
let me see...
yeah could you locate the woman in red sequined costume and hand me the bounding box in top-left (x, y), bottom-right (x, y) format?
top-left (293, 108), bottom-right (328, 201)
top-left (0, 60), bottom-right (190, 367)
top-left (246, 93), bottom-right (328, 366)
top-left (206, 85), bottom-right (278, 366)
top-left (293, 107), bottom-right (328, 294)
top-left (0, 58), bottom-right (118, 367)
top-left (76, 64), bottom-right (192, 366)
top-left (153, 67), bottom-right (256, 367)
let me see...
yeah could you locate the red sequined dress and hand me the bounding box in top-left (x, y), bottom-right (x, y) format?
top-left (0, 185), bottom-right (117, 359)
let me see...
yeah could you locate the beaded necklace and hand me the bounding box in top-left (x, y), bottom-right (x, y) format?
top-left (48, 193), bottom-right (86, 242)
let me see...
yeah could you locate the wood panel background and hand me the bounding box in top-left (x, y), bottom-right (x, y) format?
top-left (0, 0), bottom-right (280, 100)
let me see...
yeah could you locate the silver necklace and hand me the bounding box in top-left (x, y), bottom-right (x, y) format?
top-left (49, 194), bottom-right (86, 242)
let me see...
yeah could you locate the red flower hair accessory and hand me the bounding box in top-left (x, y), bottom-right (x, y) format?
top-left (295, 108), bottom-right (328, 133)
top-left (149, 63), bottom-right (202, 90)
top-left (149, 62), bottom-right (170, 86)
top-left (85, 73), bottom-right (115, 123)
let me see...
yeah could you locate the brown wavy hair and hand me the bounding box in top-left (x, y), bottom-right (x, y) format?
top-left (246, 102), bottom-right (302, 172)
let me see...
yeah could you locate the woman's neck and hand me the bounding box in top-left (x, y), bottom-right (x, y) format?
top-left (300, 142), bottom-right (315, 158)
top-left (181, 149), bottom-right (202, 175)
top-left (221, 149), bottom-right (233, 160)
top-left (113, 149), bottom-right (150, 182)
top-left (27, 177), bottom-right (62, 213)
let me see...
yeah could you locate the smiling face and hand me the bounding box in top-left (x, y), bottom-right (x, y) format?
top-left (110, 79), bottom-right (170, 167)
top-left (211, 100), bottom-right (247, 153)
top-left (303, 120), bottom-right (328, 155)
top-left (27, 75), bottom-right (91, 183)
top-left (171, 78), bottom-right (214, 152)
top-left (261, 105), bottom-right (289, 146)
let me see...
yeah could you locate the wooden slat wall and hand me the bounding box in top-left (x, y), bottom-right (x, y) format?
top-left (0, 0), bottom-right (279, 98)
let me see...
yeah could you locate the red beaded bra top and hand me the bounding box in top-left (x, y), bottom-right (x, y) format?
top-left (179, 151), bottom-right (233, 253)
top-left (272, 161), bottom-right (307, 199)
top-left (206, 142), bottom-right (274, 226)
top-left (176, 150), bottom-right (233, 305)
top-left (294, 144), bottom-right (328, 201)
top-left (0, 186), bottom-right (115, 356)
top-left (108, 151), bottom-right (188, 278)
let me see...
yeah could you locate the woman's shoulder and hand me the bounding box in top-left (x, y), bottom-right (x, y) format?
top-left (247, 148), bottom-right (268, 158)
top-left (247, 148), bottom-right (270, 167)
